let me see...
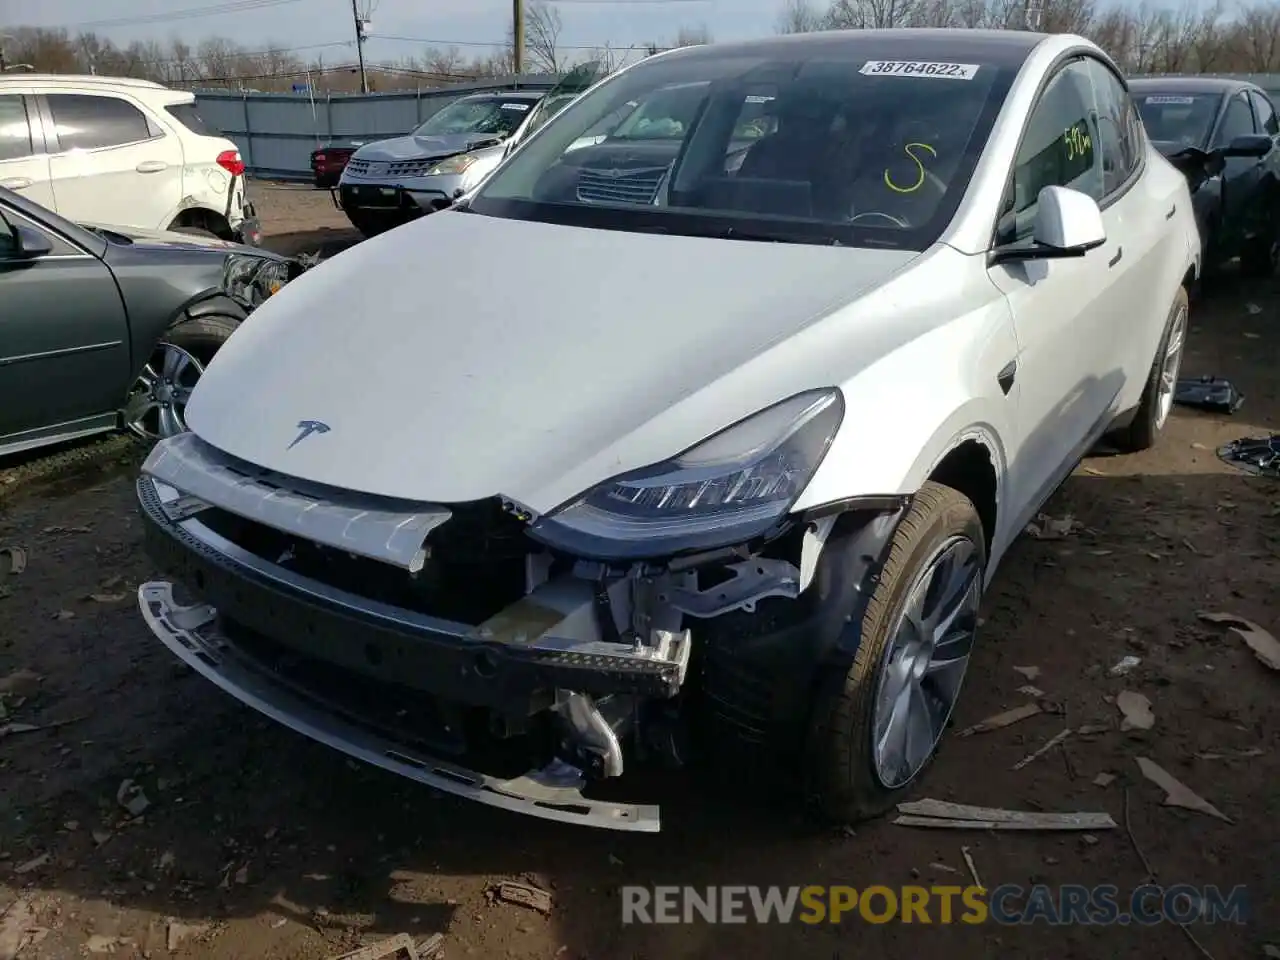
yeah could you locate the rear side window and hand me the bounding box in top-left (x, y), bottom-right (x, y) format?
top-left (1249, 91), bottom-right (1279, 135)
top-left (0, 95), bottom-right (35, 161)
top-left (165, 102), bottom-right (221, 138)
top-left (47, 94), bottom-right (159, 151)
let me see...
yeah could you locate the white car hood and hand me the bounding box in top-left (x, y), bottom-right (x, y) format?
top-left (185, 211), bottom-right (918, 510)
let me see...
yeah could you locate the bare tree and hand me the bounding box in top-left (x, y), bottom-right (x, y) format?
top-left (778, 0), bottom-right (828, 31)
top-left (525, 1), bottom-right (565, 72)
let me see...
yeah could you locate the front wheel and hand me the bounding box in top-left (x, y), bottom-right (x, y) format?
top-left (805, 482), bottom-right (985, 823)
top-left (122, 315), bottom-right (238, 441)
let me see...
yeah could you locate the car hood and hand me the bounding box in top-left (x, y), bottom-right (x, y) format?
top-left (81, 221), bottom-right (250, 251)
top-left (184, 211), bottom-right (919, 510)
top-left (353, 132), bottom-right (505, 163)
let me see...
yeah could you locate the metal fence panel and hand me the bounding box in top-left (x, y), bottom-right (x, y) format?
top-left (194, 74), bottom-right (559, 181)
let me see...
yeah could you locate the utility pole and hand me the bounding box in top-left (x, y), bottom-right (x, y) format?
top-left (350, 0), bottom-right (369, 93)
top-left (512, 0), bottom-right (525, 75)
top-left (0, 34), bottom-right (10, 72)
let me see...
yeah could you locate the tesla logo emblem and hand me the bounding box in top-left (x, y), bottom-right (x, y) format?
top-left (288, 419), bottom-right (330, 450)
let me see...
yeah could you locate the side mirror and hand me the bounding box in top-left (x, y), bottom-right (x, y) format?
top-left (1221, 133), bottom-right (1272, 158)
top-left (1032, 185), bottom-right (1106, 252)
top-left (12, 224), bottom-right (52, 258)
top-left (990, 186), bottom-right (1106, 266)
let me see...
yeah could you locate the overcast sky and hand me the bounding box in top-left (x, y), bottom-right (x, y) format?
top-left (8, 0), bottom-right (785, 62)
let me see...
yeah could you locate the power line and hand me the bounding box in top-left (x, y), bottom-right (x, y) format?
top-left (69, 0), bottom-right (308, 31)
top-left (139, 39), bottom-right (352, 67)
top-left (370, 33), bottom-right (647, 52)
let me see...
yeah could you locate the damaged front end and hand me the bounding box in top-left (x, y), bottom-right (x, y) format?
top-left (135, 430), bottom-right (906, 832)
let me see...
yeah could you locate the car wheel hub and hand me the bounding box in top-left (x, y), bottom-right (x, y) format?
top-left (871, 534), bottom-right (982, 791)
top-left (125, 343), bottom-right (205, 441)
top-left (1154, 302), bottom-right (1188, 430)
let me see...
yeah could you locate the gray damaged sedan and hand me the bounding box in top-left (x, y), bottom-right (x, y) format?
top-left (0, 186), bottom-right (300, 456)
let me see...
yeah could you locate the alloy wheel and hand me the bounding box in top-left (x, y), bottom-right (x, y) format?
top-left (871, 534), bottom-right (983, 790)
top-left (1154, 302), bottom-right (1188, 430)
top-left (124, 342), bottom-right (205, 440)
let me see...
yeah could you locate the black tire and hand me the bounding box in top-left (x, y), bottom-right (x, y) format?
top-left (805, 482), bottom-right (986, 823)
top-left (171, 225), bottom-right (221, 240)
top-left (1112, 287), bottom-right (1189, 453)
top-left (161, 315), bottom-right (239, 364)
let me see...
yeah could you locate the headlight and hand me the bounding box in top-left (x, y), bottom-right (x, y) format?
top-left (426, 153), bottom-right (479, 176)
top-left (528, 389), bottom-right (844, 559)
top-left (223, 253), bottom-right (294, 308)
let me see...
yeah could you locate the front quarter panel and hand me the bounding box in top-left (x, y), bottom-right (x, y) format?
top-left (792, 248), bottom-right (1016, 545)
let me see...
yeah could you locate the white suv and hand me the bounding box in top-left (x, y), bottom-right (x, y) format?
top-left (0, 74), bottom-right (260, 244)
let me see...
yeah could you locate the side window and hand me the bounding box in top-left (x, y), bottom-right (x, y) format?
top-left (1249, 91), bottom-right (1278, 136)
top-left (1212, 94), bottom-right (1256, 148)
top-left (46, 94), bottom-right (157, 151)
top-left (998, 60), bottom-right (1102, 244)
top-left (1085, 59), bottom-right (1141, 194)
top-left (0, 95), bottom-right (35, 162)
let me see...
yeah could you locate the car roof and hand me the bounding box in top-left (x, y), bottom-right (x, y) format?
top-left (652, 28), bottom-right (1049, 70)
top-left (1129, 76), bottom-right (1256, 96)
top-left (0, 73), bottom-right (167, 90)
top-left (458, 90), bottom-right (543, 102)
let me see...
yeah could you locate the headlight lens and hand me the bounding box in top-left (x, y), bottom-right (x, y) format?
top-left (426, 153), bottom-right (478, 176)
top-left (223, 253), bottom-right (293, 308)
top-left (529, 389), bottom-right (844, 559)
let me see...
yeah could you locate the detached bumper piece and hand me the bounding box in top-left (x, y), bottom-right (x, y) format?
top-left (139, 582), bottom-right (658, 831)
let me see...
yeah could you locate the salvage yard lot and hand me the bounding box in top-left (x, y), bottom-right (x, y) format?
top-left (0, 181), bottom-right (1276, 960)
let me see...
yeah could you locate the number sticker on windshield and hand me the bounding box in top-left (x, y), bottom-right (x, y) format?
top-left (501, 102), bottom-right (531, 111)
top-left (859, 60), bottom-right (980, 80)
top-left (1144, 95), bottom-right (1196, 105)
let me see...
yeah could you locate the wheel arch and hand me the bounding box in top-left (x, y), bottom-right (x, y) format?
top-left (165, 204), bottom-right (233, 240)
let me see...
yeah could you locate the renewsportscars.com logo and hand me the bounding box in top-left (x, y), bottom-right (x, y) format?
top-left (620, 884), bottom-right (1250, 926)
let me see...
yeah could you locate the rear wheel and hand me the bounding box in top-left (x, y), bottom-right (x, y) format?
top-left (123, 316), bottom-right (239, 441)
top-left (1113, 287), bottom-right (1188, 453)
top-left (805, 482), bottom-right (985, 822)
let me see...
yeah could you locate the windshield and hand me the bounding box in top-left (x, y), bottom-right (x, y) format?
top-left (413, 98), bottom-right (533, 138)
top-left (470, 50), bottom-right (1014, 250)
top-left (1135, 92), bottom-right (1222, 149)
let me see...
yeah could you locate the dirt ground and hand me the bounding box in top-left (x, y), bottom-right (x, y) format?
top-left (0, 181), bottom-right (1276, 960)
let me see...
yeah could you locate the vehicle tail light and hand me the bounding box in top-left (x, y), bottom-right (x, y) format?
top-left (316, 153), bottom-right (327, 162)
top-left (216, 149), bottom-right (246, 177)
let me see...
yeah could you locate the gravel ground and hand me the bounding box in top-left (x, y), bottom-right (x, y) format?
top-left (0, 182), bottom-right (1277, 960)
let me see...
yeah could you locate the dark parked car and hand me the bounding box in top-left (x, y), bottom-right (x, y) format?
top-left (1131, 77), bottom-right (1280, 277)
top-left (0, 186), bottom-right (299, 456)
top-left (310, 140), bottom-right (365, 188)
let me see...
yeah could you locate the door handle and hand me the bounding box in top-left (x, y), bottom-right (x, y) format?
top-left (1108, 247), bottom-right (1123, 268)
top-left (135, 161), bottom-right (168, 174)
top-left (0, 177), bottom-right (33, 189)
top-left (1165, 203), bottom-right (1177, 220)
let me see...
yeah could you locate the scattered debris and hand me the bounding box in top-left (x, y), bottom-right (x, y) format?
top-left (1013, 728), bottom-right (1073, 770)
top-left (1110, 656), bottom-right (1142, 676)
top-left (1082, 834), bottom-right (1099, 845)
top-left (1117, 691), bottom-right (1155, 731)
top-left (894, 799), bottom-right (1117, 831)
top-left (1195, 747), bottom-right (1265, 761)
top-left (12, 853), bottom-right (49, 874)
top-left (1263, 945), bottom-right (1280, 959)
top-left (0, 547), bottom-right (26, 575)
top-left (417, 934), bottom-right (445, 959)
top-left (1136, 757), bottom-right (1233, 824)
top-left (1025, 514), bottom-right (1079, 540)
top-left (1012, 665), bottom-right (1042, 682)
top-left (1217, 434), bottom-right (1280, 478)
top-left (961, 845), bottom-right (982, 888)
top-left (166, 922), bottom-right (209, 952)
top-left (92, 831), bottom-right (113, 846)
top-left (1174, 376), bottom-right (1244, 414)
top-left (492, 880), bottom-right (554, 915)
top-left (1198, 612), bottom-right (1280, 671)
top-left (86, 935), bottom-right (125, 954)
top-left (329, 933), bottom-right (419, 960)
top-left (89, 592), bottom-right (127, 604)
top-left (958, 702), bottom-right (1041, 737)
top-left (1093, 772), bottom-right (1116, 787)
top-left (0, 899), bottom-right (35, 960)
top-left (116, 779), bottom-right (150, 817)
top-left (0, 670), bottom-right (40, 696)
top-left (1017, 684), bottom-right (1045, 697)
top-left (0, 714), bottom-right (85, 739)
top-left (50, 610), bottom-right (75, 621)
top-left (234, 864), bottom-right (250, 885)
top-left (1076, 724), bottom-right (1110, 736)
top-left (928, 861), bottom-right (960, 874)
